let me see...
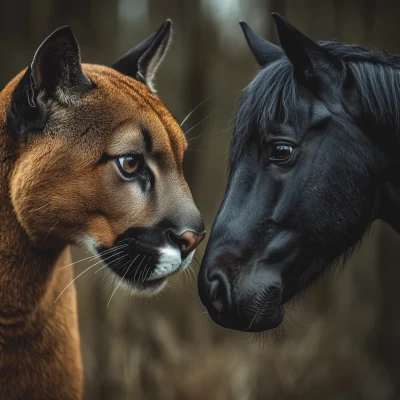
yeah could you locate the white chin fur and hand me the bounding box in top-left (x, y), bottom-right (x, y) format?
top-left (106, 246), bottom-right (195, 298)
top-left (147, 246), bottom-right (194, 281)
top-left (75, 233), bottom-right (98, 254)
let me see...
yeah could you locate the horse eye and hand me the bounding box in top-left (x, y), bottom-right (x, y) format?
top-left (269, 144), bottom-right (293, 162)
top-left (116, 155), bottom-right (140, 177)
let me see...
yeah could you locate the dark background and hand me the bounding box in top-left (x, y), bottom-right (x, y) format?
top-left (2, 0), bottom-right (400, 399)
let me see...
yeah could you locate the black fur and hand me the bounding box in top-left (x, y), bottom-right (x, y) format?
top-left (6, 21), bottom-right (172, 139)
top-left (239, 21), bottom-right (283, 66)
top-left (231, 32), bottom-right (400, 166)
top-left (7, 68), bottom-right (44, 137)
top-left (112, 19), bottom-right (172, 89)
top-left (30, 26), bottom-right (91, 97)
top-left (99, 219), bottom-right (190, 287)
top-left (199, 14), bottom-right (400, 332)
top-left (7, 26), bottom-right (93, 138)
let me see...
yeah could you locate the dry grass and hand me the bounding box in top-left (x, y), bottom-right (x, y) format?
top-left (74, 223), bottom-right (398, 400)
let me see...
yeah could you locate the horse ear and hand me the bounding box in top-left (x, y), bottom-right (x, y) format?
top-left (271, 13), bottom-right (343, 82)
top-left (8, 26), bottom-right (92, 136)
top-left (112, 19), bottom-right (172, 92)
top-left (239, 21), bottom-right (283, 67)
top-left (31, 26), bottom-right (92, 102)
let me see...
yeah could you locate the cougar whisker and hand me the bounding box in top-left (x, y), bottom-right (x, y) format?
top-left (54, 251), bottom-right (125, 303)
top-left (58, 244), bottom-right (128, 271)
top-left (107, 259), bottom-right (135, 308)
top-left (180, 94), bottom-right (214, 127)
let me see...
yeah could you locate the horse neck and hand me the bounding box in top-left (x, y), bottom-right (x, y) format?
top-left (378, 161), bottom-right (400, 233)
top-left (354, 62), bottom-right (400, 232)
top-left (0, 79), bottom-right (83, 398)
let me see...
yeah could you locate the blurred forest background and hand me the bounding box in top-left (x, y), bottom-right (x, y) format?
top-left (2, 0), bottom-right (400, 399)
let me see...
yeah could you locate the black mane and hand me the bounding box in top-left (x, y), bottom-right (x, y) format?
top-left (231, 41), bottom-right (400, 168)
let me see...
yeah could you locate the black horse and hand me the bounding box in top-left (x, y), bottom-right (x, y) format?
top-left (198, 14), bottom-right (400, 332)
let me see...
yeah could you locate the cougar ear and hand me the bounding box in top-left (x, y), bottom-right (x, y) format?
top-left (239, 21), bottom-right (283, 67)
top-left (112, 19), bottom-right (172, 92)
top-left (8, 26), bottom-right (92, 136)
top-left (30, 26), bottom-right (92, 101)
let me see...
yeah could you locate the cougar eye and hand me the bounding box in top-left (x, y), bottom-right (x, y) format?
top-left (269, 144), bottom-right (293, 162)
top-left (116, 155), bottom-right (140, 177)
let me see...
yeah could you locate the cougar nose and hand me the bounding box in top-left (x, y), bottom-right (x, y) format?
top-left (168, 230), bottom-right (205, 257)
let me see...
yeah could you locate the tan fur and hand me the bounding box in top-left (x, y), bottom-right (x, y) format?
top-left (0, 65), bottom-right (196, 399)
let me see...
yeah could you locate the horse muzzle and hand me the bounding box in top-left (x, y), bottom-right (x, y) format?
top-left (198, 251), bottom-right (284, 332)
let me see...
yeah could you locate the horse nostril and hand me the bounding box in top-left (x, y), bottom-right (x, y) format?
top-left (168, 230), bottom-right (205, 257)
top-left (208, 271), bottom-right (231, 314)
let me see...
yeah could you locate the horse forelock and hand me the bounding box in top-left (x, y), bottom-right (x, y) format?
top-left (230, 40), bottom-right (400, 175)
